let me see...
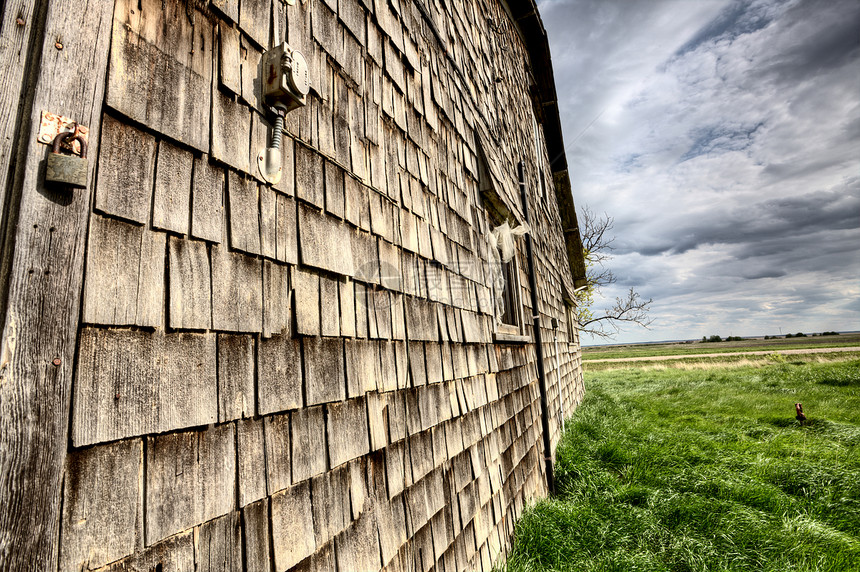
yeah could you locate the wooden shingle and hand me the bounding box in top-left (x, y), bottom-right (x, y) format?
top-left (145, 424), bottom-right (236, 544)
top-left (168, 236), bottom-right (212, 330)
top-left (108, 0), bottom-right (212, 151)
top-left (82, 215), bottom-right (164, 327)
top-left (72, 329), bottom-right (217, 446)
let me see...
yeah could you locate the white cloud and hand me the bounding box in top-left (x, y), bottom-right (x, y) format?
top-left (541, 0), bottom-right (860, 343)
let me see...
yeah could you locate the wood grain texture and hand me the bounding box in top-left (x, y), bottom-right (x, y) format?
top-left (292, 266), bottom-right (320, 336)
top-left (304, 336), bottom-right (347, 406)
top-left (218, 21), bottom-right (241, 95)
top-left (72, 328), bottom-right (217, 446)
top-left (145, 424), bottom-right (236, 544)
top-left (82, 214), bottom-right (165, 327)
top-left (311, 465), bottom-right (352, 546)
top-left (262, 260), bottom-right (291, 337)
top-left (94, 114), bottom-right (157, 224)
top-left (326, 397), bottom-right (370, 468)
top-left (257, 334), bottom-right (302, 415)
top-left (168, 236), bottom-right (212, 330)
top-left (263, 412), bottom-right (292, 494)
top-left (211, 243), bottom-right (263, 332)
top-left (212, 90), bottom-right (252, 173)
top-left (242, 499), bottom-right (272, 572)
top-left (226, 170), bottom-right (261, 255)
top-left (270, 480), bottom-right (316, 571)
top-left (237, 418), bottom-right (267, 506)
top-left (59, 439), bottom-right (142, 571)
top-left (107, 0), bottom-right (212, 152)
top-left (96, 530), bottom-right (195, 572)
top-left (191, 155), bottom-right (225, 243)
top-left (291, 405), bottom-right (327, 483)
top-left (197, 512), bottom-right (243, 572)
top-left (0, 0), bottom-right (114, 566)
top-left (217, 333), bottom-right (255, 421)
top-left (152, 140), bottom-right (193, 234)
top-left (0, 0), bottom-right (39, 226)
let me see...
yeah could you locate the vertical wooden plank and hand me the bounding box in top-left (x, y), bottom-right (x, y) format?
top-left (290, 405), bottom-right (327, 483)
top-left (72, 329), bottom-right (219, 445)
top-left (262, 260), bottom-right (291, 338)
top-left (0, 0), bottom-right (40, 225)
top-left (218, 22), bottom-right (241, 95)
top-left (212, 90), bottom-right (252, 174)
top-left (257, 335), bottom-right (302, 415)
top-left (211, 244), bottom-right (263, 332)
top-left (226, 170), bottom-right (261, 255)
top-left (237, 419), bottom-right (266, 506)
top-left (243, 499), bottom-right (272, 572)
top-left (270, 481), bottom-right (316, 571)
top-left (304, 337), bottom-right (346, 406)
top-left (82, 214), bottom-right (165, 327)
top-left (197, 512), bottom-right (243, 572)
top-left (263, 413), bottom-right (292, 494)
top-left (0, 1), bottom-right (113, 566)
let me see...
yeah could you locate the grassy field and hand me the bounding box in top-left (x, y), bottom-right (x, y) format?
top-left (502, 355), bottom-right (860, 571)
top-left (582, 333), bottom-right (860, 361)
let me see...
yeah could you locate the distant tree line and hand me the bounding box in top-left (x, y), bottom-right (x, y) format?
top-left (701, 335), bottom-right (744, 343)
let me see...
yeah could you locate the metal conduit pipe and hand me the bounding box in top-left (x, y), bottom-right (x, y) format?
top-left (518, 160), bottom-right (556, 496)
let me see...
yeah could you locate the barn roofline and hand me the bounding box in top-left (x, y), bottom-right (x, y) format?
top-left (503, 0), bottom-right (589, 290)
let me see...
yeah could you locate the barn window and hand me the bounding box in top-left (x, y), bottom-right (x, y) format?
top-left (475, 133), bottom-right (529, 341)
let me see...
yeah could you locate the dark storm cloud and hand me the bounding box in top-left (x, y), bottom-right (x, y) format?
top-left (672, 0), bottom-right (777, 58)
top-left (637, 185), bottom-right (860, 256)
top-left (761, 0), bottom-right (860, 82)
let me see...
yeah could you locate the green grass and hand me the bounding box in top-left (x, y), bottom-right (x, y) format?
top-left (581, 333), bottom-right (860, 361)
top-left (503, 358), bottom-right (860, 571)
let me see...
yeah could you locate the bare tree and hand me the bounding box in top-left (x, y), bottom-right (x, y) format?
top-left (575, 206), bottom-right (653, 339)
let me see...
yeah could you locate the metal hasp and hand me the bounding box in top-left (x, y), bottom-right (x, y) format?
top-left (45, 131), bottom-right (88, 188)
top-left (519, 161), bottom-right (556, 496)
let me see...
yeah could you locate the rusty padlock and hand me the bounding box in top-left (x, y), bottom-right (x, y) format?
top-left (45, 131), bottom-right (88, 188)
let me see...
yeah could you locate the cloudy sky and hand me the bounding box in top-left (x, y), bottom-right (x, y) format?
top-left (538, 0), bottom-right (860, 344)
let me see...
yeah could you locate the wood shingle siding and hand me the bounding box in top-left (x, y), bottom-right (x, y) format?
top-left (1, 0), bottom-right (587, 567)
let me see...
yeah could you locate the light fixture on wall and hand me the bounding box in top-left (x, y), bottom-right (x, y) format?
top-left (258, 42), bottom-right (310, 184)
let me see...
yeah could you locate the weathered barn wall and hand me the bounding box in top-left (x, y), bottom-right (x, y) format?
top-left (0, 0), bottom-right (585, 569)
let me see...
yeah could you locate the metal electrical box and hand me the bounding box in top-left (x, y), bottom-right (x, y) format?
top-left (261, 42), bottom-right (310, 111)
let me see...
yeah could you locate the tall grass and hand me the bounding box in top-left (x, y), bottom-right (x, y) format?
top-left (503, 358), bottom-right (860, 571)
